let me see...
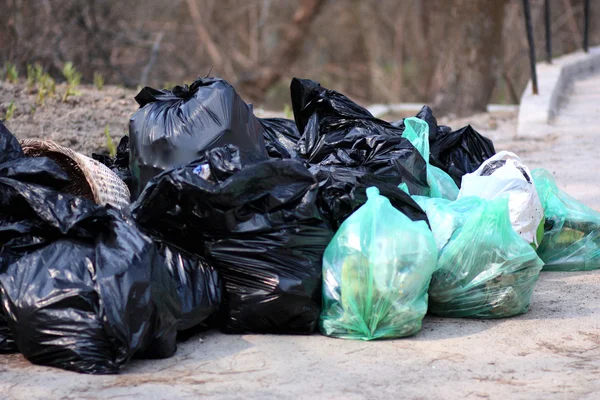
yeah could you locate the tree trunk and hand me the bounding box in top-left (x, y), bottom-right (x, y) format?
top-left (238, 0), bottom-right (326, 101)
top-left (428, 0), bottom-right (507, 117)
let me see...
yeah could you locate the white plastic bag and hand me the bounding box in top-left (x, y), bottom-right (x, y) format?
top-left (458, 151), bottom-right (544, 247)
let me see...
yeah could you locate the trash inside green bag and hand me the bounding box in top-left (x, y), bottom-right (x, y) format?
top-left (533, 168), bottom-right (600, 271)
top-left (320, 187), bottom-right (438, 340)
top-left (413, 195), bottom-right (543, 318)
top-left (402, 118), bottom-right (459, 200)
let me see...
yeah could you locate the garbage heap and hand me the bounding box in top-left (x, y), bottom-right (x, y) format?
top-left (1, 76), bottom-right (599, 374)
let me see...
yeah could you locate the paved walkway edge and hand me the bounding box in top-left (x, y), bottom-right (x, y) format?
top-left (517, 46), bottom-right (600, 139)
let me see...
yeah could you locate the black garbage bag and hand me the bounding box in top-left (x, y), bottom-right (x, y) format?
top-left (129, 77), bottom-right (268, 198)
top-left (0, 125), bottom-right (181, 374)
top-left (0, 246), bottom-right (17, 354)
top-left (310, 165), bottom-right (429, 231)
top-left (0, 201), bottom-right (182, 373)
top-left (133, 145), bottom-right (333, 334)
top-left (157, 241), bottom-right (222, 332)
top-left (92, 136), bottom-right (132, 193)
top-left (0, 122), bottom-right (69, 354)
top-left (0, 308), bottom-right (13, 353)
top-left (0, 199), bottom-right (181, 374)
top-left (260, 117), bottom-right (301, 159)
top-left (412, 105), bottom-right (452, 142)
top-left (289, 78), bottom-right (429, 227)
top-left (290, 78), bottom-right (429, 196)
top-left (0, 121), bottom-right (22, 163)
top-left (429, 124), bottom-right (496, 187)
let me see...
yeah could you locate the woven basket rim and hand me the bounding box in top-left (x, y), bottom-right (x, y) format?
top-left (19, 139), bottom-right (130, 208)
top-left (20, 139), bottom-right (100, 200)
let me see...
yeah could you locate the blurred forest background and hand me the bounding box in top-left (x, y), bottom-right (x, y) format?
top-left (1, 0), bottom-right (598, 116)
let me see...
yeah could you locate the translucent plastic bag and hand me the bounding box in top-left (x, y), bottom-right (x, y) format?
top-left (413, 195), bottom-right (544, 318)
top-left (320, 187), bottom-right (438, 340)
top-left (402, 117), bottom-right (459, 200)
top-left (459, 151), bottom-right (544, 247)
top-left (533, 168), bottom-right (600, 271)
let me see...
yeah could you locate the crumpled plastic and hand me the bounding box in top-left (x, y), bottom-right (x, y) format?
top-left (290, 78), bottom-right (429, 195)
top-left (133, 145), bottom-right (333, 334)
top-left (428, 120), bottom-right (496, 187)
top-left (0, 123), bottom-right (221, 374)
top-left (0, 171), bottom-right (181, 373)
top-left (156, 241), bottom-right (223, 332)
top-left (260, 117), bottom-right (300, 159)
top-left (309, 165), bottom-right (430, 231)
top-left (0, 122), bottom-right (69, 353)
top-left (391, 105), bottom-right (452, 143)
top-left (289, 78), bottom-right (430, 228)
top-left (320, 187), bottom-right (437, 340)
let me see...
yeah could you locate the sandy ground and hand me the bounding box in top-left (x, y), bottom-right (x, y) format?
top-left (1, 77), bottom-right (600, 399)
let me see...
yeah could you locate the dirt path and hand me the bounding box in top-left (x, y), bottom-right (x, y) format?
top-left (1, 81), bottom-right (137, 156)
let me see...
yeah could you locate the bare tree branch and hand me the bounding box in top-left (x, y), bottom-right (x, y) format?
top-left (185, 0), bottom-right (223, 70)
top-left (562, 0), bottom-right (583, 47)
top-left (238, 0), bottom-right (326, 100)
top-left (140, 31), bottom-right (165, 87)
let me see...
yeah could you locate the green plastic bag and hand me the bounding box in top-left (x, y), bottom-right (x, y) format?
top-left (402, 117), bottom-right (459, 200)
top-left (533, 168), bottom-right (600, 271)
top-left (413, 195), bottom-right (543, 318)
top-left (320, 187), bottom-right (438, 340)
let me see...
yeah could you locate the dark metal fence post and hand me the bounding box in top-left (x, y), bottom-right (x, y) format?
top-left (583, 0), bottom-right (590, 53)
top-left (545, 0), bottom-right (552, 63)
top-left (522, 0), bottom-right (538, 94)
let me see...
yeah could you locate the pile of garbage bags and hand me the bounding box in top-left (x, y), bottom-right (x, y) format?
top-left (1, 75), bottom-right (598, 374)
top-left (0, 123), bottom-right (221, 372)
top-left (132, 145), bottom-right (332, 334)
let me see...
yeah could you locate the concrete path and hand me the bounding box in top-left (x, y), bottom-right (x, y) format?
top-left (2, 268), bottom-right (600, 400)
top-left (2, 75), bottom-right (600, 400)
top-left (508, 73), bottom-right (600, 210)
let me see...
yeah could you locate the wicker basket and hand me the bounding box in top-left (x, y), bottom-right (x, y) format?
top-left (20, 139), bottom-right (131, 210)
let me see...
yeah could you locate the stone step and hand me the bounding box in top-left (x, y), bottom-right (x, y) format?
top-left (572, 76), bottom-right (600, 86)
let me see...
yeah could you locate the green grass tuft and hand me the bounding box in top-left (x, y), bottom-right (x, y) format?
top-left (104, 125), bottom-right (117, 158)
